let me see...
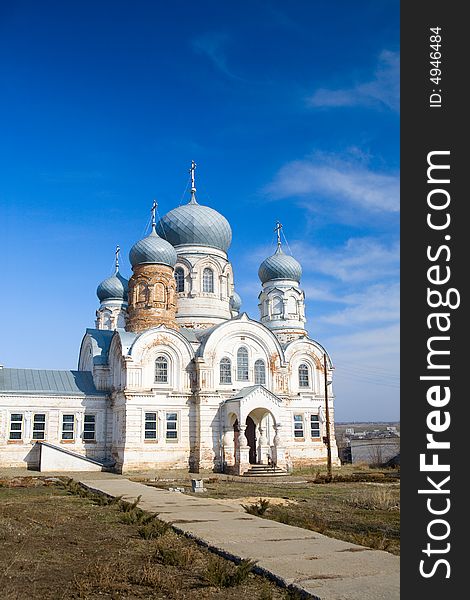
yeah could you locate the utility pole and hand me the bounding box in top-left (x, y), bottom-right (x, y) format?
top-left (323, 353), bottom-right (332, 481)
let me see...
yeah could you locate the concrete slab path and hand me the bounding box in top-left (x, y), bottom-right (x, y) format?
top-left (79, 477), bottom-right (399, 600)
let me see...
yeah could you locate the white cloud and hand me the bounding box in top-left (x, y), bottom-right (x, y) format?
top-left (308, 50), bottom-right (399, 112)
top-left (265, 153), bottom-right (399, 213)
top-left (292, 237), bottom-right (399, 283)
top-left (319, 282), bottom-right (399, 326)
top-left (326, 324), bottom-right (399, 373)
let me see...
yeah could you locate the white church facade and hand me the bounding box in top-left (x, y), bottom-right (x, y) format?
top-left (0, 164), bottom-right (339, 474)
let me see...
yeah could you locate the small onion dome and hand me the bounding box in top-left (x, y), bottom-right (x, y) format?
top-left (258, 247), bottom-right (302, 284)
top-left (229, 291), bottom-right (242, 312)
top-left (97, 270), bottom-right (128, 302)
top-left (156, 197), bottom-right (232, 252)
top-left (129, 228), bottom-right (177, 268)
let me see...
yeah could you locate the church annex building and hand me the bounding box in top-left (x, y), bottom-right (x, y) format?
top-left (0, 164), bottom-right (339, 474)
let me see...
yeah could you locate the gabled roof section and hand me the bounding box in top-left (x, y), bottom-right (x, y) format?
top-left (224, 384), bottom-right (282, 405)
top-left (0, 368), bottom-right (106, 396)
top-left (228, 385), bottom-right (262, 401)
top-left (113, 329), bottom-right (139, 355)
top-left (85, 328), bottom-right (114, 365)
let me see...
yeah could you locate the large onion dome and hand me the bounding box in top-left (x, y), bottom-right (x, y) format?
top-left (129, 227), bottom-right (177, 268)
top-left (156, 196), bottom-right (232, 252)
top-left (258, 246), bottom-right (302, 284)
top-left (96, 269), bottom-right (128, 302)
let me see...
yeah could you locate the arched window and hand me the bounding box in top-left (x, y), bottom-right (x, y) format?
top-left (287, 296), bottom-right (297, 315)
top-left (263, 299), bottom-right (269, 317)
top-left (155, 356), bottom-right (169, 383)
top-left (237, 347), bottom-right (249, 381)
top-left (254, 359), bottom-right (266, 385)
top-left (219, 358), bottom-right (232, 384)
top-left (174, 267), bottom-right (185, 293)
top-left (298, 363), bottom-right (309, 388)
top-left (203, 268), bottom-right (214, 293)
top-left (272, 296), bottom-right (283, 315)
top-left (138, 282), bottom-right (149, 304)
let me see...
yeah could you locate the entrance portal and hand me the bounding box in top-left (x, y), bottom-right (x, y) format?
top-left (245, 416), bottom-right (257, 464)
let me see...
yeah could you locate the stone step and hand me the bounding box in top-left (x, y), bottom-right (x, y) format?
top-left (243, 464), bottom-right (289, 477)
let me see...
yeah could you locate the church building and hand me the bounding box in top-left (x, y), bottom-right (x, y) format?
top-left (0, 163), bottom-right (339, 474)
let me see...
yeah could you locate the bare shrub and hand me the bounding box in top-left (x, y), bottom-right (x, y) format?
top-left (242, 498), bottom-right (270, 516)
top-left (153, 533), bottom-right (198, 567)
top-left (119, 495), bottom-right (142, 512)
top-left (138, 518), bottom-right (171, 539)
top-left (203, 555), bottom-right (257, 588)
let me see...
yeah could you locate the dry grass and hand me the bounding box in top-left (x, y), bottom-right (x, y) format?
top-left (345, 486), bottom-right (400, 511)
top-left (0, 477), bottom-right (289, 599)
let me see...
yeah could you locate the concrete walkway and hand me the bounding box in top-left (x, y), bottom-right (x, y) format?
top-left (79, 477), bottom-right (399, 600)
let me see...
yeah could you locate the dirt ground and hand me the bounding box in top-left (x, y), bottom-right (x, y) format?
top-left (0, 477), bottom-right (294, 600)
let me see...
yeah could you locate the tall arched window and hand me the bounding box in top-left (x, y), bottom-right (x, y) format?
top-left (254, 359), bottom-right (266, 385)
top-left (174, 267), bottom-right (185, 293)
top-left (272, 296), bottom-right (283, 315)
top-left (237, 347), bottom-right (249, 381)
top-left (155, 356), bottom-right (169, 383)
top-left (203, 268), bottom-right (214, 293)
top-left (287, 296), bottom-right (297, 315)
top-left (219, 357), bottom-right (232, 384)
top-left (298, 363), bottom-right (309, 388)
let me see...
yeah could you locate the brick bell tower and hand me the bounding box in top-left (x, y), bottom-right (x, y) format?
top-left (126, 202), bottom-right (178, 333)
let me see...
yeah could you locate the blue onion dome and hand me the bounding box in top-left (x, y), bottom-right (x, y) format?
top-left (129, 227), bottom-right (177, 268)
top-left (97, 270), bottom-right (128, 302)
top-left (229, 291), bottom-right (242, 312)
top-left (156, 196), bottom-right (232, 252)
top-left (258, 246), bottom-right (302, 284)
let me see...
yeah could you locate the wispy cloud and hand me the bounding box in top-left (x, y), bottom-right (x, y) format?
top-left (265, 152), bottom-right (399, 213)
top-left (326, 324), bottom-right (399, 367)
top-left (319, 282), bottom-right (399, 326)
top-left (308, 50), bottom-right (399, 112)
top-left (292, 237), bottom-right (399, 283)
top-left (192, 33), bottom-right (244, 81)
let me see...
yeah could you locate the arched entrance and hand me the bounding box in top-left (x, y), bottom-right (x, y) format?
top-left (221, 386), bottom-right (287, 474)
top-left (245, 416), bottom-right (257, 464)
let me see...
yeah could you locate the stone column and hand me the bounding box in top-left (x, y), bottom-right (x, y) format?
top-left (272, 423), bottom-right (286, 468)
top-left (257, 425), bottom-right (270, 464)
top-left (236, 425), bottom-right (250, 475)
top-left (222, 429), bottom-right (235, 468)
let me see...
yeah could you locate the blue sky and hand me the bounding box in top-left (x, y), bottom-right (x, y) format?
top-left (0, 0), bottom-right (399, 421)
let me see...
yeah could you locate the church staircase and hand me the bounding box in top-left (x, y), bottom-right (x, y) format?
top-left (243, 464), bottom-right (289, 477)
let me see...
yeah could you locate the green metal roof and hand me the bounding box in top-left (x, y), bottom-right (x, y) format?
top-left (0, 368), bottom-right (106, 396)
